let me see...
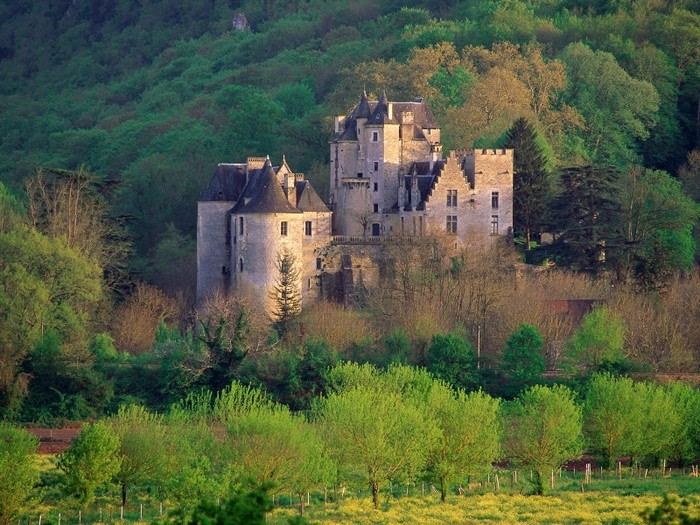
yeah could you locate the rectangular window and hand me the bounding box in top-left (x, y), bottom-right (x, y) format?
top-left (446, 215), bottom-right (457, 234)
top-left (373, 161), bottom-right (379, 171)
top-left (491, 215), bottom-right (499, 235)
top-left (239, 216), bottom-right (244, 235)
top-left (372, 131), bottom-right (378, 142)
top-left (305, 221), bottom-right (312, 236)
top-left (491, 191), bottom-right (499, 209)
top-left (373, 182), bottom-right (378, 192)
top-left (373, 203), bottom-right (379, 213)
top-left (447, 189), bottom-right (457, 207)
top-left (316, 257), bottom-right (322, 270)
top-left (280, 221), bottom-right (288, 236)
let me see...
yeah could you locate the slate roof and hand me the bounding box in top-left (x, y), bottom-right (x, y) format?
top-left (295, 180), bottom-right (330, 212)
top-left (232, 159), bottom-right (302, 214)
top-left (332, 93), bottom-right (441, 142)
top-left (200, 163), bottom-right (248, 201)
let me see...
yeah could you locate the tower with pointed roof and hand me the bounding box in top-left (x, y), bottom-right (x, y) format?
top-left (197, 156), bottom-right (331, 312)
top-left (330, 93), bottom-right (512, 246)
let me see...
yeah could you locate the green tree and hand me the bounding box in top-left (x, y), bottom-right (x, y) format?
top-left (57, 421), bottom-right (121, 506)
top-left (0, 424), bottom-right (39, 525)
top-left (426, 383), bottom-right (500, 502)
top-left (505, 118), bottom-right (551, 250)
top-left (630, 381), bottom-right (683, 464)
top-left (228, 405), bottom-right (332, 516)
top-left (565, 308), bottom-right (626, 372)
top-left (500, 323), bottom-right (545, 395)
top-left (271, 249), bottom-right (302, 339)
top-left (548, 165), bottom-right (621, 273)
top-left (583, 373), bottom-right (643, 469)
top-left (317, 382), bottom-right (438, 509)
top-left (503, 384), bottom-right (583, 495)
top-left (619, 167), bottom-right (699, 287)
top-left (109, 405), bottom-right (168, 506)
top-left (426, 331), bottom-right (478, 390)
top-left (560, 43), bottom-right (659, 167)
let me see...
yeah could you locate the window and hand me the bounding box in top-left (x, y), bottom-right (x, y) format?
top-left (239, 258), bottom-right (244, 272)
top-left (373, 182), bottom-right (378, 192)
top-left (280, 221), bottom-right (288, 236)
top-left (491, 215), bottom-right (499, 235)
top-left (316, 257), bottom-right (322, 270)
top-left (222, 266), bottom-right (228, 275)
top-left (357, 172), bottom-right (363, 178)
top-left (447, 189), bottom-right (458, 207)
top-left (239, 216), bottom-right (244, 235)
top-left (491, 191), bottom-right (499, 209)
top-left (305, 221), bottom-right (312, 236)
top-left (372, 131), bottom-right (378, 142)
top-left (373, 161), bottom-right (379, 171)
top-left (372, 223), bottom-right (380, 236)
top-left (446, 215), bottom-right (457, 234)
top-left (373, 203), bottom-right (379, 213)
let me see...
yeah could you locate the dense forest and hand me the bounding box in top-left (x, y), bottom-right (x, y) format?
top-left (1, 0), bottom-right (700, 422)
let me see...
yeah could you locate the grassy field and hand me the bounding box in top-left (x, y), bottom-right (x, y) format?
top-left (26, 458), bottom-right (700, 525)
top-left (268, 490), bottom-right (700, 525)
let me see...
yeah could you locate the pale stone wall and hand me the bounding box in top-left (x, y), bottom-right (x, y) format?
top-left (301, 211), bottom-right (332, 301)
top-left (232, 212), bottom-right (304, 316)
top-left (197, 201), bottom-right (233, 305)
top-left (336, 179), bottom-right (371, 236)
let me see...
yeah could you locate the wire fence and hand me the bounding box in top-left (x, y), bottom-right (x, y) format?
top-left (17, 464), bottom-right (700, 525)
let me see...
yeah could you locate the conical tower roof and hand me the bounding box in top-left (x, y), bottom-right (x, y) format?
top-left (233, 158), bottom-right (301, 214)
top-left (367, 91), bottom-right (396, 125)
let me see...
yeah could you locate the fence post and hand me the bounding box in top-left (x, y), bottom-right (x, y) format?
top-left (140, 504), bottom-right (143, 521)
top-left (57, 513), bottom-right (61, 525)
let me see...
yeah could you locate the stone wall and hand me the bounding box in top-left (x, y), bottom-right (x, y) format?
top-left (197, 201), bottom-right (233, 305)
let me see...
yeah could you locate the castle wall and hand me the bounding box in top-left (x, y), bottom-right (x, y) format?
top-left (336, 179), bottom-right (371, 236)
top-left (301, 211), bottom-right (332, 301)
top-left (232, 212), bottom-right (304, 316)
top-left (197, 201), bottom-right (233, 305)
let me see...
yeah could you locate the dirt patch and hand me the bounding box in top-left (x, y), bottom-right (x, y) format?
top-left (27, 426), bottom-right (81, 454)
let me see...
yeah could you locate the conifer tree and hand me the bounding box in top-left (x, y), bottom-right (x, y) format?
top-left (271, 249), bottom-right (302, 338)
top-left (505, 118), bottom-right (550, 250)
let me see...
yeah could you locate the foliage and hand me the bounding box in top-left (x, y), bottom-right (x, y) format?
top-left (271, 249), bottom-right (302, 338)
top-left (565, 308), bottom-right (626, 373)
top-left (500, 323), bottom-right (545, 395)
top-left (426, 331), bottom-right (478, 390)
top-left (57, 421), bottom-right (121, 506)
top-left (502, 384), bottom-right (583, 495)
top-left (505, 118), bottom-right (551, 249)
top-left (0, 424), bottom-right (39, 525)
top-left (640, 494), bottom-right (700, 525)
top-left (426, 383), bottom-right (501, 502)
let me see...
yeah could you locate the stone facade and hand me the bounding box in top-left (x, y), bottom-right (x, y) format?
top-left (196, 94), bottom-right (514, 314)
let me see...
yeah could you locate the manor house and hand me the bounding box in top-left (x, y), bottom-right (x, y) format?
top-left (197, 93), bottom-right (514, 313)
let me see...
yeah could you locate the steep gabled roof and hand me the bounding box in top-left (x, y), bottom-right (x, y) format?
top-left (295, 180), bottom-right (330, 212)
top-left (233, 159), bottom-right (301, 214)
top-left (367, 91), bottom-right (397, 125)
top-left (200, 163), bottom-right (247, 201)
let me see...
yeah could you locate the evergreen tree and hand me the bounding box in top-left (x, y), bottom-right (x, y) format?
top-left (505, 118), bottom-right (551, 249)
top-left (548, 165), bottom-right (622, 272)
top-left (271, 249), bottom-right (302, 338)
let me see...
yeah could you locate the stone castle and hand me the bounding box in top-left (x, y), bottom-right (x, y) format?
top-left (197, 93), bottom-right (514, 313)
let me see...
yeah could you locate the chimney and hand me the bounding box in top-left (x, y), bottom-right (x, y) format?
top-left (387, 102), bottom-right (393, 121)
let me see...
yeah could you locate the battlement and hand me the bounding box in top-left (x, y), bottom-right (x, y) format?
top-left (471, 148), bottom-right (512, 157)
top-left (246, 157), bottom-right (267, 170)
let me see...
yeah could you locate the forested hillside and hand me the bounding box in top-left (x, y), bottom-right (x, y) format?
top-left (1, 0), bottom-right (700, 422)
top-left (1, 0), bottom-right (699, 267)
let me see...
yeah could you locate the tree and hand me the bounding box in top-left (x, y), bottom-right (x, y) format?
top-left (57, 421), bottom-right (121, 506)
top-left (583, 374), bottom-right (643, 469)
top-left (426, 331), bottom-right (478, 390)
top-left (505, 118), bottom-right (551, 249)
top-left (560, 43), bottom-right (659, 167)
top-left (503, 384), bottom-right (583, 495)
top-left (0, 424), bottom-right (39, 525)
top-left (630, 381), bottom-right (683, 464)
top-left (548, 165), bottom-right (622, 273)
top-left (228, 405), bottom-right (332, 516)
top-left (619, 167), bottom-right (699, 287)
top-left (426, 383), bottom-right (500, 502)
top-left (109, 405), bottom-right (168, 506)
top-left (565, 308), bottom-right (626, 373)
top-left (500, 323), bottom-right (545, 394)
top-left (271, 249), bottom-right (302, 338)
top-left (317, 382), bottom-right (438, 509)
